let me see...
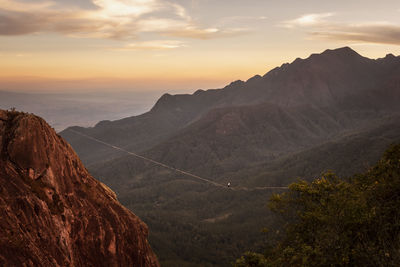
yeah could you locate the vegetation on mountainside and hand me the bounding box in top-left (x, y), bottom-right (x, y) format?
top-left (235, 144), bottom-right (400, 266)
top-left (89, 129), bottom-right (400, 267)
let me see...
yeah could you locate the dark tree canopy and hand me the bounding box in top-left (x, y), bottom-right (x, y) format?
top-left (236, 144), bottom-right (400, 267)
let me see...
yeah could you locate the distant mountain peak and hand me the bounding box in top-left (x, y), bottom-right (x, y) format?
top-left (385, 53), bottom-right (396, 59)
top-left (309, 46), bottom-right (363, 61)
top-left (246, 74), bottom-right (262, 83)
top-left (323, 46), bottom-right (357, 54)
top-left (151, 93), bottom-right (174, 111)
top-left (225, 79), bottom-right (245, 88)
top-left (263, 46), bottom-right (372, 80)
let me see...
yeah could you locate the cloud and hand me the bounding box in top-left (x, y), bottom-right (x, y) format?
top-left (165, 27), bottom-right (247, 40)
top-left (0, 0), bottom-right (242, 41)
top-left (13, 0), bottom-right (99, 10)
top-left (0, 10), bottom-right (46, 35)
top-left (284, 13), bottom-right (400, 46)
top-left (217, 15), bottom-right (267, 26)
top-left (311, 23), bottom-right (400, 46)
top-left (282, 13), bottom-right (334, 28)
top-left (0, 0), bottom-right (54, 12)
top-left (113, 40), bottom-right (186, 50)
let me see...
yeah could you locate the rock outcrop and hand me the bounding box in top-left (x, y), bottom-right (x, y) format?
top-left (0, 109), bottom-right (159, 267)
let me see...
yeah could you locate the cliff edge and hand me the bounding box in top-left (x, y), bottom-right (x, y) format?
top-left (0, 109), bottom-right (159, 267)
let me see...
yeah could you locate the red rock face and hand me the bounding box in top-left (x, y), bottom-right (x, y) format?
top-left (0, 110), bottom-right (159, 267)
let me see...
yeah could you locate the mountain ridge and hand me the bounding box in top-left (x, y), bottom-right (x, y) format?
top-left (61, 47), bottom-right (400, 166)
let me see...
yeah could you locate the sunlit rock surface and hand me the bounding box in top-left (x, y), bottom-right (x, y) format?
top-left (0, 109), bottom-right (159, 267)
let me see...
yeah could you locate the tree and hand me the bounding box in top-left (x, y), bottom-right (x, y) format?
top-left (235, 144), bottom-right (400, 267)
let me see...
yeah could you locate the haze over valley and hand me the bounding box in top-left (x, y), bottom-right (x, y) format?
top-left (0, 90), bottom-right (162, 131)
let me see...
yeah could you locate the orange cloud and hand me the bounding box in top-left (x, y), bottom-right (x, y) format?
top-left (283, 13), bottom-right (400, 46)
top-left (0, 0), bottom-right (246, 40)
top-left (311, 23), bottom-right (400, 46)
top-left (112, 40), bottom-right (186, 50)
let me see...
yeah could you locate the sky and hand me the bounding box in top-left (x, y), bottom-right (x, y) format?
top-left (1, 0), bottom-right (400, 93)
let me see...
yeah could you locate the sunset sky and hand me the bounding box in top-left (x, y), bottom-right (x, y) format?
top-left (1, 0), bottom-right (400, 92)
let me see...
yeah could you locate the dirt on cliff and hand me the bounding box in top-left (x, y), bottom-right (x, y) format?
top-left (0, 109), bottom-right (159, 267)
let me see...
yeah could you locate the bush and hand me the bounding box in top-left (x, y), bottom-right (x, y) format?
top-left (236, 144), bottom-right (400, 266)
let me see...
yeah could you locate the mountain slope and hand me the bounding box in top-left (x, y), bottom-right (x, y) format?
top-left (227, 116), bottom-right (400, 187)
top-left (89, 117), bottom-right (400, 266)
top-left (0, 109), bottom-right (159, 267)
top-left (136, 103), bottom-right (391, 180)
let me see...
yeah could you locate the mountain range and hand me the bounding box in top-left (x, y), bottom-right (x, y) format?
top-left (61, 47), bottom-right (400, 266)
top-left (62, 47), bottom-right (400, 165)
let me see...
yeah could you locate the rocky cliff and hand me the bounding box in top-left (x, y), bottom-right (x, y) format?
top-left (0, 109), bottom-right (159, 267)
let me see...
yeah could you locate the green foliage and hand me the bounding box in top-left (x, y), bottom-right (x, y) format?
top-left (234, 252), bottom-right (269, 267)
top-left (236, 144), bottom-right (400, 267)
top-left (89, 128), bottom-right (400, 266)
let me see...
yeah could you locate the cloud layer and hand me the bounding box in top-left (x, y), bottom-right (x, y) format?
top-left (284, 13), bottom-right (400, 46)
top-left (114, 40), bottom-right (185, 50)
top-left (0, 0), bottom-right (243, 40)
